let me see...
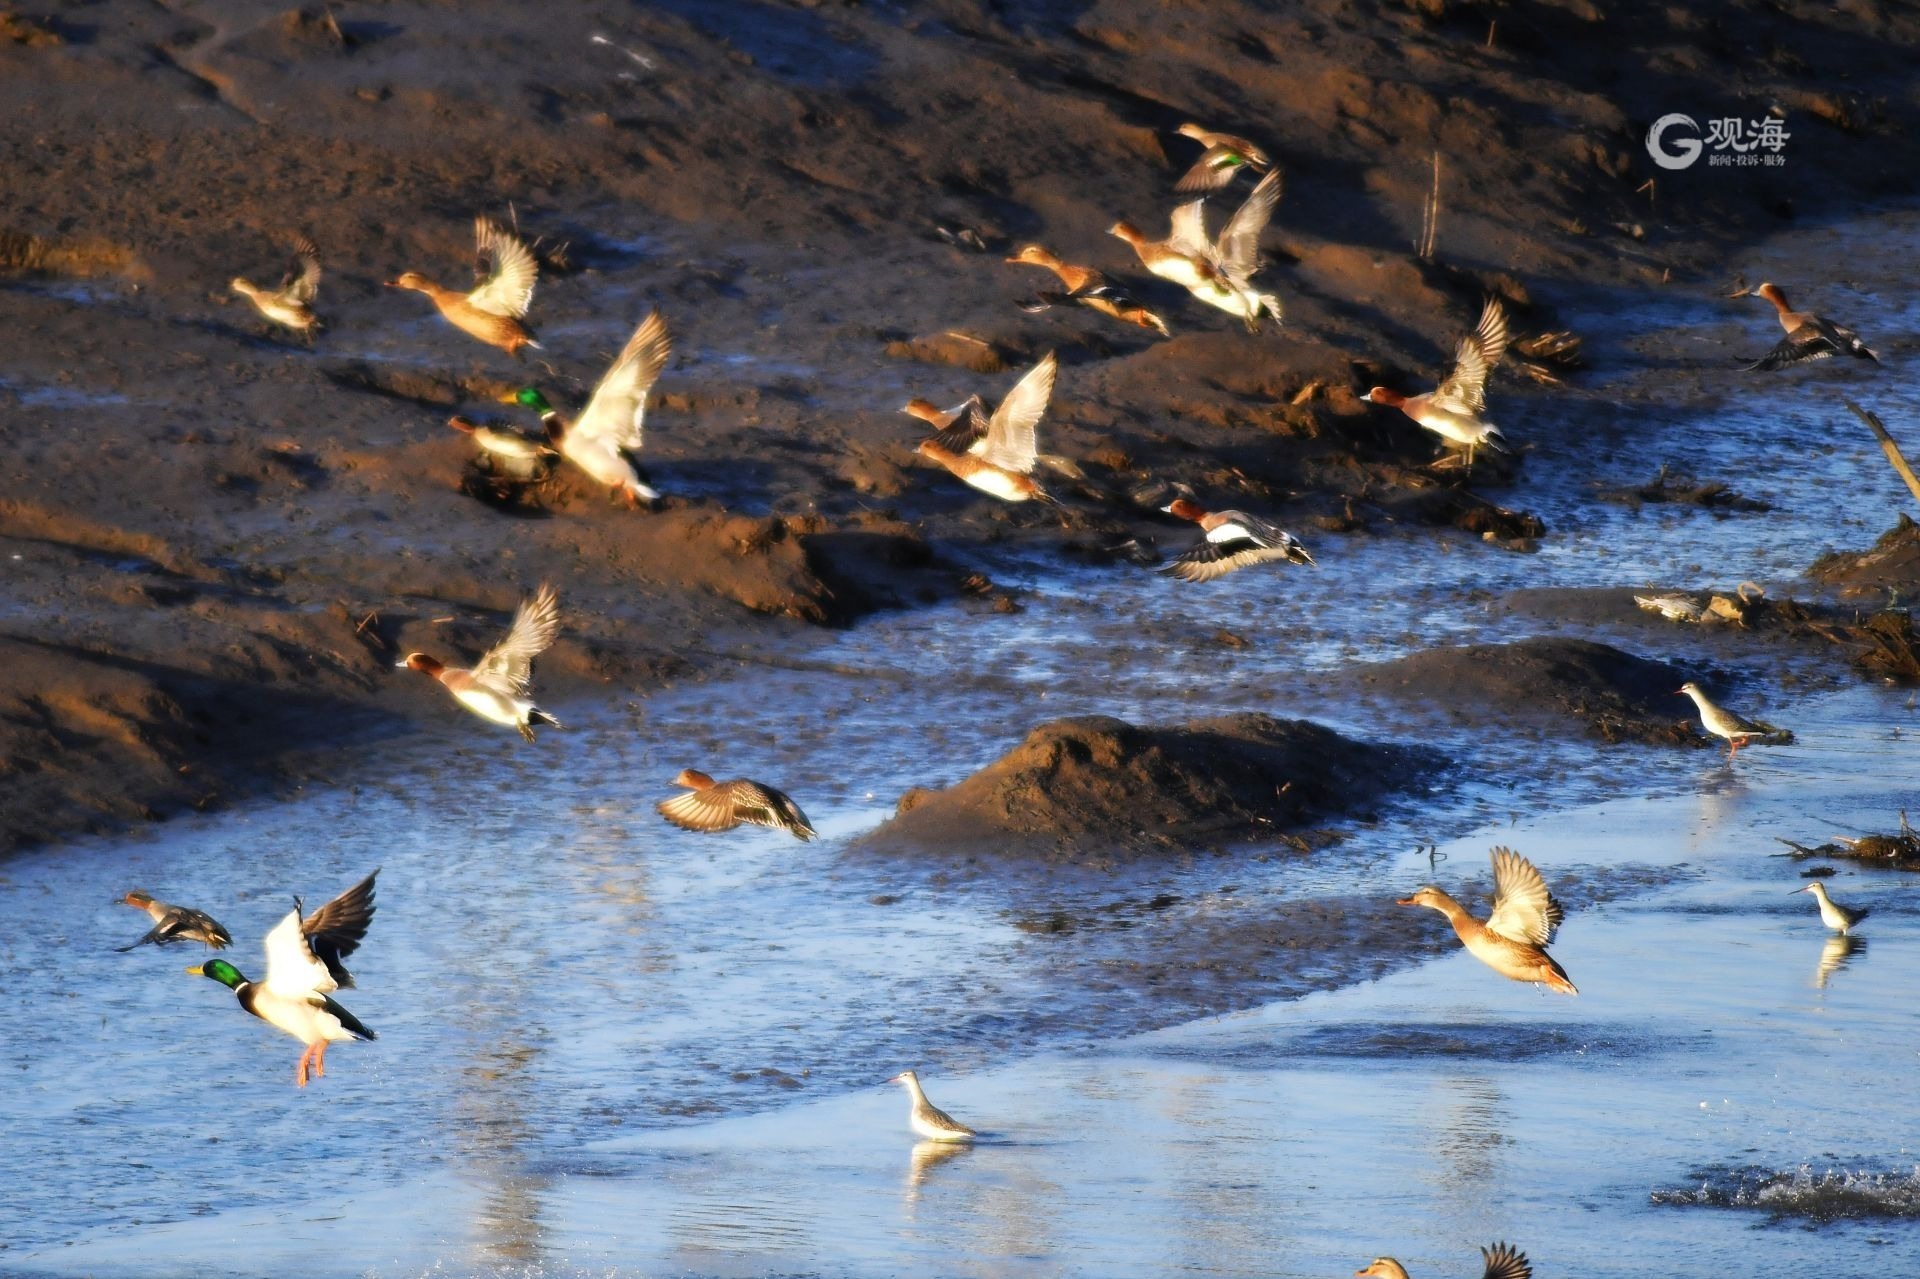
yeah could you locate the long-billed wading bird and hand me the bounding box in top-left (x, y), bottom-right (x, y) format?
top-left (187, 869), bottom-right (378, 1088)
top-left (1737, 281), bottom-right (1877, 372)
top-left (657, 769), bottom-right (816, 840)
top-left (1110, 170), bottom-right (1284, 331)
top-left (1398, 847), bottom-right (1577, 994)
top-left (1795, 880), bottom-right (1868, 934)
top-left (387, 216), bottom-right (542, 356)
top-left (230, 235), bottom-right (322, 342)
top-left (397, 583), bottom-right (563, 741)
top-left (1357, 1241), bottom-right (1532, 1279)
top-left (1366, 298), bottom-right (1511, 468)
top-left (511, 309), bottom-right (672, 508)
top-left (116, 890), bottom-right (232, 951)
top-left (887, 1069), bottom-right (976, 1142)
top-left (1677, 680), bottom-right (1783, 758)
top-left (915, 351), bottom-right (1061, 503)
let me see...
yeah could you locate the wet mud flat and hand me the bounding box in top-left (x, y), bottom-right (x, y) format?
top-left (5, 0), bottom-right (1920, 853)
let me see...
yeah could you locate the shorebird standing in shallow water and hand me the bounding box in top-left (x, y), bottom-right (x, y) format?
top-left (1367, 299), bottom-right (1511, 468)
top-left (1737, 281), bottom-right (1877, 371)
top-left (116, 890), bottom-right (232, 951)
top-left (887, 1069), bottom-right (976, 1142)
top-left (1358, 1242), bottom-right (1531, 1279)
top-left (1398, 847), bottom-right (1577, 995)
top-left (1677, 681), bottom-right (1782, 758)
top-left (1795, 880), bottom-right (1869, 934)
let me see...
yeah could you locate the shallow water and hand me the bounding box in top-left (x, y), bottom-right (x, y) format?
top-left (6, 212), bottom-right (1920, 1274)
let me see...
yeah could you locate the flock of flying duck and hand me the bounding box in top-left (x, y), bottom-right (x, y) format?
top-left (158, 118), bottom-right (1884, 1278)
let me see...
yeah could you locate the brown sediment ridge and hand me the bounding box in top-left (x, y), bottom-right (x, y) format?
top-left (2, 1), bottom-right (1917, 854)
top-left (861, 713), bottom-right (1430, 861)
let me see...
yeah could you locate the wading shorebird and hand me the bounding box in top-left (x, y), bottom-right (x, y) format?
top-left (1005, 245), bottom-right (1170, 337)
top-left (116, 890), bottom-right (231, 952)
top-left (1737, 281), bottom-right (1878, 372)
top-left (1677, 681), bottom-right (1782, 758)
top-left (1367, 298), bottom-right (1511, 468)
top-left (915, 351), bottom-right (1061, 504)
top-left (656, 770), bottom-right (816, 841)
top-left (1795, 880), bottom-right (1869, 935)
top-left (397, 583), bottom-right (563, 742)
top-left (387, 216), bottom-right (541, 356)
top-left (1171, 122), bottom-right (1272, 194)
top-left (887, 1069), bottom-right (976, 1142)
top-left (1109, 169), bottom-right (1284, 331)
top-left (1398, 847), bottom-right (1577, 995)
top-left (512, 309), bottom-right (672, 508)
top-left (187, 870), bottom-right (378, 1088)
top-left (1358, 1241), bottom-right (1532, 1279)
top-left (1159, 497), bottom-right (1314, 582)
top-left (230, 235), bottom-right (322, 342)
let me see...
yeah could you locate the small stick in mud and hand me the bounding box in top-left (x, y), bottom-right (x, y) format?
top-left (1846, 400), bottom-right (1920, 508)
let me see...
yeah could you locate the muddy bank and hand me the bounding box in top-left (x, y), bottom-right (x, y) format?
top-left (862, 712), bottom-right (1426, 861)
top-left (4, 0), bottom-right (1919, 854)
top-left (1809, 514), bottom-right (1920, 598)
top-left (1360, 636), bottom-right (1708, 745)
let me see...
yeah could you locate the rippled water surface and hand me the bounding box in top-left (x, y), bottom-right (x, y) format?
top-left (5, 213), bottom-right (1920, 1275)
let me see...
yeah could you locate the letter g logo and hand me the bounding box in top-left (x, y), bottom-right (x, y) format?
top-left (1646, 114), bottom-right (1703, 170)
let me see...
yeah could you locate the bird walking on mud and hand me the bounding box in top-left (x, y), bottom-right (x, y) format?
top-left (116, 890), bottom-right (232, 952)
top-left (1736, 281), bottom-right (1877, 371)
top-left (656, 769), bottom-right (816, 840)
top-left (1358, 1241), bottom-right (1532, 1279)
top-left (1677, 681), bottom-right (1783, 758)
top-left (387, 216), bottom-right (542, 357)
top-left (1367, 298), bottom-right (1511, 468)
top-left (397, 583), bottom-right (563, 742)
top-left (1170, 122), bottom-right (1273, 194)
top-left (1109, 169), bottom-right (1285, 331)
top-left (914, 351), bottom-right (1063, 504)
top-left (1158, 497), bottom-right (1313, 582)
top-left (230, 235), bottom-right (322, 343)
top-left (513, 309), bottom-right (673, 507)
top-left (1398, 847), bottom-right (1577, 995)
top-left (187, 870), bottom-right (379, 1088)
top-left (887, 1069), bottom-right (976, 1142)
top-left (1795, 880), bottom-right (1868, 935)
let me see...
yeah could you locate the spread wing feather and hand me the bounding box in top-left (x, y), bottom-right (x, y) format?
top-left (467, 217), bottom-right (538, 318)
top-left (572, 311), bottom-right (672, 452)
top-left (474, 584), bottom-right (561, 694)
top-left (1433, 298), bottom-right (1509, 415)
top-left (1483, 847), bottom-right (1561, 945)
top-left (1214, 169), bottom-right (1283, 284)
top-left (979, 352), bottom-right (1056, 473)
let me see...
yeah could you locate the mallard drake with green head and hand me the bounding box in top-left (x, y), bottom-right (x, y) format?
top-left (512, 309), bottom-right (672, 507)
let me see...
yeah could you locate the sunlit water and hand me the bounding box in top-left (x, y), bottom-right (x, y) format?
top-left (5, 213), bottom-right (1919, 1275)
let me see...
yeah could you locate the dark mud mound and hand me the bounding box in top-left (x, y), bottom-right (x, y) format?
top-left (1363, 637), bottom-right (1703, 745)
top-left (1809, 514), bottom-right (1920, 597)
top-left (863, 712), bottom-right (1426, 860)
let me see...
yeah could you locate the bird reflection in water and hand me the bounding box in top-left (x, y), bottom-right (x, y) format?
top-left (1815, 933), bottom-right (1867, 989)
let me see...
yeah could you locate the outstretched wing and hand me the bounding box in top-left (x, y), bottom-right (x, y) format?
top-left (657, 787), bottom-right (741, 833)
top-left (1432, 298), bottom-right (1509, 415)
top-left (1166, 200), bottom-right (1215, 262)
top-left (925, 395), bottom-right (989, 456)
top-left (262, 870), bottom-right (377, 997)
top-left (467, 216), bottom-right (538, 318)
top-left (571, 311), bottom-right (672, 452)
top-left (979, 352), bottom-right (1057, 473)
top-left (1480, 1241), bottom-right (1532, 1279)
top-left (730, 782), bottom-right (816, 840)
top-left (1483, 847), bottom-right (1563, 945)
top-left (280, 236), bottom-right (322, 303)
top-left (474, 584), bottom-right (561, 694)
top-left (1158, 537), bottom-right (1302, 582)
top-left (1214, 169), bottom-right (1282, 284)
top-left (1175, 144), bottom-right (1250, 194)
top-left (1742, 327), bottom-right (1836, 372)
